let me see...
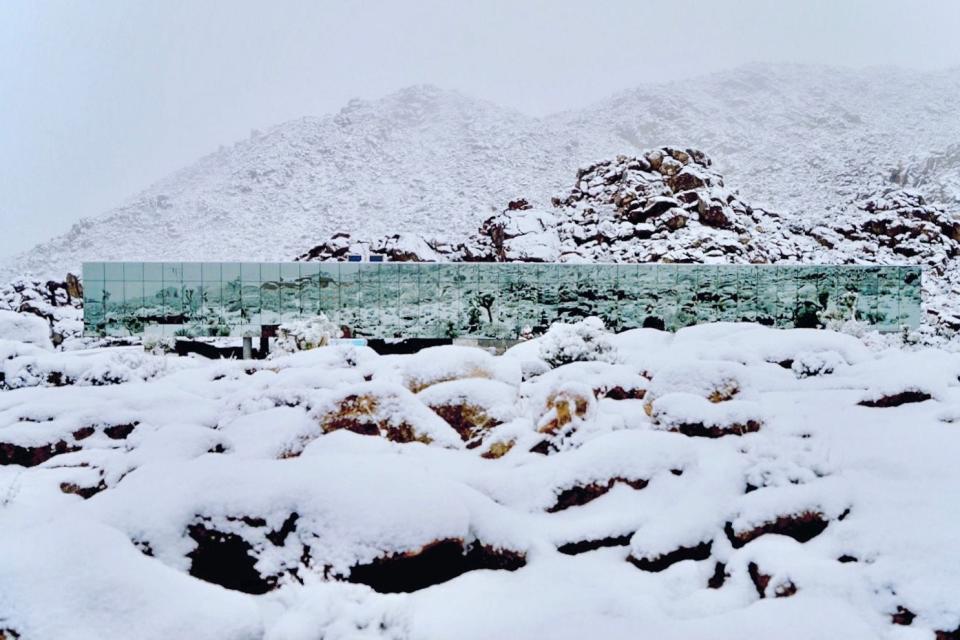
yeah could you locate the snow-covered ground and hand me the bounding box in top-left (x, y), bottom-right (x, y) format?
top-left (2, 318), bottom-right (959, 639)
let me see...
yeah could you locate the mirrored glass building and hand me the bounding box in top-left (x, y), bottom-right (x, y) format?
top-left (82, 262), bottom-right (922, 339)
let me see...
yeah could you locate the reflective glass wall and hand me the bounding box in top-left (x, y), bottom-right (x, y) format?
top-left (82, 262), bottom-right (922, 338)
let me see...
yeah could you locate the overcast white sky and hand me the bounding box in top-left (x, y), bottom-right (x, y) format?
top-left (1, 0), bottom-right (959, 259)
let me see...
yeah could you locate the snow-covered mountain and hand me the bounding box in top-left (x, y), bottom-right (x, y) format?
top-left (4, 64), bottom-right (960, 280)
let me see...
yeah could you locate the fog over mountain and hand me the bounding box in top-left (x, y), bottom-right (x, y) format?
top-left (4, 63), bottom-right (958, 281)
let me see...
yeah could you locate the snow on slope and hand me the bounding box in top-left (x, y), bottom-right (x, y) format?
top-left (2, 86), bottom-right (565, 281)
top-left (892, 142), bottom-right (960, 206)
top-left (4, 64), bottom-right (960, 281)
top-left (564, 64), bottom-right (960, 216)
top-left (2, 321), bottom-right (960, 638)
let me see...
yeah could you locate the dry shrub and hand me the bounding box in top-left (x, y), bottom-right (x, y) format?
top-left (427, 402), bottom-right (499, 448)
top-left (405, 366), bottom-right (493, 394)
top-left (481, 439), bottom-right (515, 459)
top-left (538, 387), bottom-right (593, 435)
top-left (318, 393), bottom-right (432, 444)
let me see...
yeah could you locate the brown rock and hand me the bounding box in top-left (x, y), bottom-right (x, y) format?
top-left (558, 533), bottom-right (633, 555)
top-left (891, 606), bottom-right (916, 626)
top-left (663, 214), bottom-right (688, 231)
top-left (481, 439), bottom-right (515, 459)
top-left (698, 203), bottom-right (731, 229)
top-left (748, 562), bottom-right (797, 598)
top-left (668, 419), bottom-right (762, 438)
top-left (669, 168), bottom-right (706, 193)
top-left (0, 440), bottom-right (78, 467)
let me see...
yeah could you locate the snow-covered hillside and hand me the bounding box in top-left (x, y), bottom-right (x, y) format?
top-left (2, 319), bottom-right (960, 639)
top-left (305, 147), bottom-right (960, 333)
top-left (892, 142), bottom-right (960, 206)
top-left (4, 64), bottom-right (959, 281)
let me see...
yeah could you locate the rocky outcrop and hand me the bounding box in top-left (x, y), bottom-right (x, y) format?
top-left (289, 146), bottom-right (960, 335)
top-left (298, 148), bottom-right (799, 265)
top-left (295, 147), bottom-right (960, 279)
top-left (806, 189), bottom-right (960, 273)
top-left (0, 276), bottom-right (84, 347)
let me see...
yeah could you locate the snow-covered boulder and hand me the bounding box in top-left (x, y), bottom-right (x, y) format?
top-left (0, 309), bottom-right (52, 349)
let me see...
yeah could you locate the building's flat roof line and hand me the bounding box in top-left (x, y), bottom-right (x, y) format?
top-left (82, 261), bottom-right (921, 269)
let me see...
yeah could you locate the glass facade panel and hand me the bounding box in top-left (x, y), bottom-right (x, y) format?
top-left (82, 262), bottom-right (924, 338)
top-left (83, 262), bottom-right (105, 282)
top-left (105, 262), bottom-right (124, 281)
top-left (144, 262), bottom-right (163, 281)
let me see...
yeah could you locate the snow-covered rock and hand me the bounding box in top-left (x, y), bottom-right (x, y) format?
top-left (0, 310), bottom-right (52, 349)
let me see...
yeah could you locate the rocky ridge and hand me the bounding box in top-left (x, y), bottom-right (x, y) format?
top-left (299, 147), bottom-right (960, 332)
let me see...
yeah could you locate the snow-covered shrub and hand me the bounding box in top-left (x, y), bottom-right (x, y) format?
top-left (143, 335), bottom-right (176, 355)
top-left (272, 314), bottom-right (341, 355)
top-left (643, 359), bottom-right (751, 415)
top-left (396, 344), bottom-right (521, 392)
top-left (537, 317), bottom-right (619, 369)
top-left (649, 393), bottom-right (763, 437)
top-left (2, 348), bottom-right (187, 390)
top-left (530, 360), bottom-right (648, 400)
top-left (417, 378), bottom-right (517, 448)
top-left (310, 381), bottom-right (464, 448)
top-left (791, 350), bottom-right (846, 378)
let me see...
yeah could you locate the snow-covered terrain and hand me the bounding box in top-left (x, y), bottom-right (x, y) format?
top-left (892, 143), bottom-right (960, 206)
top-left (307, 147), bottom-right (960, 334)
top-left (4, 64), bottom-right (959, 281)
top-left (2, 62), bottom-right (960, 639)
top-left (2, 318), bottom-right (960, 639)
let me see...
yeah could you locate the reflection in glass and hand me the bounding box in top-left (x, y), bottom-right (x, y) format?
top-left (82, 262), bottom-right (923, 338)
